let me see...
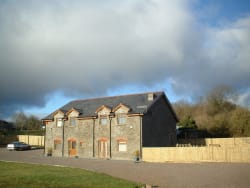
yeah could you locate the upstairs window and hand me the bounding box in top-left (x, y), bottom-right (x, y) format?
top-left (70, 117), bottom-right (76, 126)
top-left (100, 116), bottom-right (108, 125)
top-left (56, 118), bottom-right (63, 127)
top-left (117, 114), bottom-right (126, 125)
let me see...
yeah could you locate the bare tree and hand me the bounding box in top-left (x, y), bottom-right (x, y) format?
top-left (13, 112), bottom-right (28, 130)
top-left (206, 85), bottom-right (236, 115)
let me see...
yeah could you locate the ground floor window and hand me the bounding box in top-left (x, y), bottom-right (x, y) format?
top-left (118, 141), bottom-right (127, 152)
top-left (54, 138), bottom-right (62, 150)
top-left (79, 140), bottom-right (84, 148)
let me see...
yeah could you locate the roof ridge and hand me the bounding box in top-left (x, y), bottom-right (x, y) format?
top-left (68, 91), bottom-right (164, 103)
top-left (42, 91), bottom-right (166, 120)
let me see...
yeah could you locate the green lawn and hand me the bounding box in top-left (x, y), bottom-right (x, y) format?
top-left (0, 161), bottom-right (141, 188)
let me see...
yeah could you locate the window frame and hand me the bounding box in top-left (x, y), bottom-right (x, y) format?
top-left (54, 139), bottom-right (62, 150)
top-left (99, 115), bottom-right (108, 126)
top-left (69, 117), bottom-right (76, 126)
top-left (79, 140), bottom-right (84, 148)
top-left (117, 141), bottom-right (127, 152)
top-left (56, 118), bottom-right (63, 127)
top-left (117, 114), bottom-right (127, 125)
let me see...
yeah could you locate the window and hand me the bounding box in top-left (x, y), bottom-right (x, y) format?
top-left (79, 140), bottom-right (84, 148)
top-left (68, 139), bottom-right (77, 150)
top-left (117, 115), bottom-right (126, 125)
top-left (118, 141), bottom-right (127, 152)
top-left (100, 116), bottom-right (108, 125)
top-left (54, 139), bottom-right (62, 150)
top-left (72, 141), bottom-right (76, 149)
top-left (70, 117), bottom-right (76, 126)
top-left (56, 118), bottom-right (63, 127)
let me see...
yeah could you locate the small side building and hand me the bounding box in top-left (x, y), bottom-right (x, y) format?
top-left (42, 91), bottom-right (178, 160)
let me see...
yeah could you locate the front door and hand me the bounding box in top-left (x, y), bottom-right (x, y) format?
top-left (98, 140), bottom-right (108, 159)
top-left (68, 139), bottom-right (77, 157)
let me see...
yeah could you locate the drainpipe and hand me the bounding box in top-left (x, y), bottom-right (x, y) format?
top-left (140, 115), bottom-right (143, 160)
top-left (62, 119), bottom-right (65, 157)
top-left (43, 123), bottom-right (46, 155)
top-left (109, 113), bottom-right (114, 159)
top-left (92, 117), bottom-right (96, 158)
top-left (109, 115), bottom-right (112, 159)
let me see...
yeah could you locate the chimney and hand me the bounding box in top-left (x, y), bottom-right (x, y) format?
top-left (148, 93), bottom-right (155, 101)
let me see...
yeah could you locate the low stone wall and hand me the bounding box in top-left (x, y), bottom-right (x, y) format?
top-left (18, 135), bottom-right (44, 146)
top-left (143, 137), bottom-right (250, 163)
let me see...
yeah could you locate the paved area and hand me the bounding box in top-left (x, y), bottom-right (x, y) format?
top-left (0, 148), bottom-right (250, 188)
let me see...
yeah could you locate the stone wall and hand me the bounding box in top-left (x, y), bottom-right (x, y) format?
top-left (45, 115), bottom-right (142, 160)
top-left (44, 94), bottom-right (178, 160)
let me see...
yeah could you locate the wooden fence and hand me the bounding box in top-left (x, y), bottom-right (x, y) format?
top-left (18, 135), bottom-right (44, 146)
top-left (143, 137), bottom-right (250, 163)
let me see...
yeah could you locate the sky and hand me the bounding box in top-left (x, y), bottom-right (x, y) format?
top-left (0, 0), bottom-right (250, 120)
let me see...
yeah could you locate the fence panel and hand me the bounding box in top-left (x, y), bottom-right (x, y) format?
top-left (18, 135), bottom-right (44, 146)
top-left (143, 137), bottom-right (250, 163)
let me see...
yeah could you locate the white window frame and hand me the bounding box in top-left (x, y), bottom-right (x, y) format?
top-left (118, 141), bottom-right (127, 152)
top-left (56, 118), bottom-right (63, 127)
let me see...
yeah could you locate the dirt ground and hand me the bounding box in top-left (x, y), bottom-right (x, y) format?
top-left (0, 148), bottom-right (249, 188)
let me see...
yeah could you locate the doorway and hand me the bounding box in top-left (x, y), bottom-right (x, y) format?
top-left (98, 139), bottom-right (108, 159)
top-left (68, 138), bottom-right (77, 157)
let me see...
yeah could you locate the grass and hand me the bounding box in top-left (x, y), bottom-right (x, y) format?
top-left (0, 161), bottom-right (141, 188)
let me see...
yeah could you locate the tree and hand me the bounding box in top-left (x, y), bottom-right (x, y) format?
top-left (208, 113), bottom-right (231, 137)
top-left (173, 100), bottom-right (195, 120)
top-left (27, 115), bottom-right (41, 130)
top-left (12, 112), bottom-right (41, 130)
top-left (13, 112), bottom-right (28, 130)
top-left (206, 85), bottom-right (236, 115)
top-left (173, 85), bottom-right (250, 137)
top-left (177, 115), bottom-right (197, 129)
top-left (230, 107), bottom-right (250, 137)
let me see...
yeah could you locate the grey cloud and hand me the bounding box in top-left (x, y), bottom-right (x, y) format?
top-left (0, 0), bottom-right (250, 118)
top-left (169, 15), bottom-right (250, 100)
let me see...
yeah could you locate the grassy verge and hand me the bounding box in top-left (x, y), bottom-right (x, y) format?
top-left (0, 161), bottom-right (141, 188)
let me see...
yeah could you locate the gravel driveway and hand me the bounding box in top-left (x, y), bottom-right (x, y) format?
top-left (0, 148), bottom-right (249, 188)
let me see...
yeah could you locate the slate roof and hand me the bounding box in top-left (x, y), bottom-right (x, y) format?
top-left (43, 91), bottom-right (170, 120)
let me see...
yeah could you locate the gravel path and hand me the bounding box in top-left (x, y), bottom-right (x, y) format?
top-left (0, 148), bottom-right (249, 188)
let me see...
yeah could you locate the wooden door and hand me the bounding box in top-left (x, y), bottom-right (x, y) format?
top-left (98, 140), bottom-right (108, 159)
top-left (68, 139), bottom-right (77, 157)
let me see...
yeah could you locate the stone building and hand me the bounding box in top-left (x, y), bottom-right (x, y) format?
top-left (42, 91), bottom-right (178, 160)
